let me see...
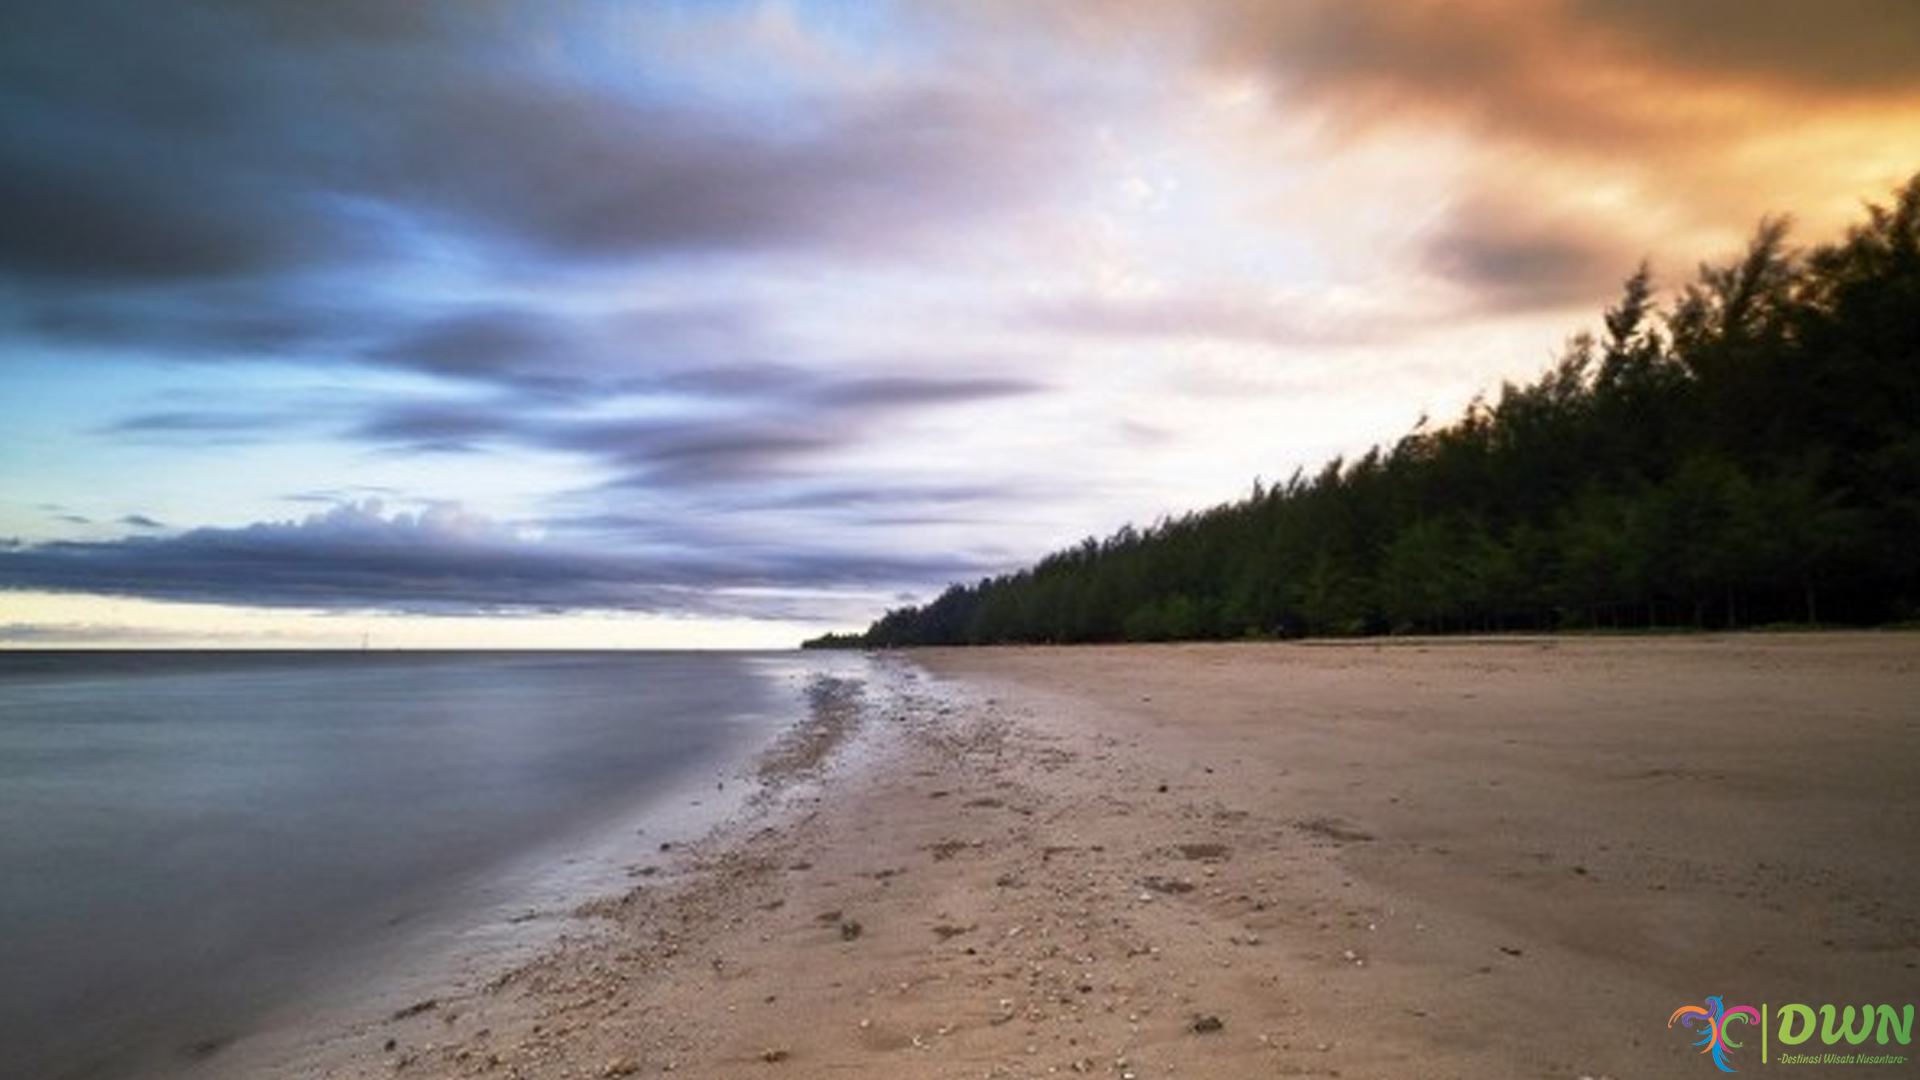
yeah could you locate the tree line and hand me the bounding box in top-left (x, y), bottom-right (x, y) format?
top-left (807, 173), bottom-right (1920, 648)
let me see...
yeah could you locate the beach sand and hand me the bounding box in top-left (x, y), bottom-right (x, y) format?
top-left (208, 635), bottom-right (1920, 1079)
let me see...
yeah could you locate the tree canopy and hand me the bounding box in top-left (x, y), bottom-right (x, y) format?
top-left (808, 173), bottom-right (1920, 648)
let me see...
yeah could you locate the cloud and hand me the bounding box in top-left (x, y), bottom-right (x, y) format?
top-left (18, 284), bottom-right (391, 365)
top-left (363, 309), bottom-right (586, 387)
top-left (18, 285), bottom-right (771, 401)
top-left (559, 417), bottom-right (848, 488)
top-left (350, 402), bottom-right (511, 456)
top-left (1565, 0), bottom-right (1920, 95)
top-left (717, 481), bottom-right (1015, 516)
top-left (0, 501), bottom-right (992, 616)
top-left (351, 370), bottom-right (1043, 483)
top-left (807, 374), bottom-right (1044, 410)
top-left (1158, 0), bottom-right (1920, 145)
top-left (555, 477), bottom-right (1045, 544)
top-left (544, 380), bottom-right (1033, 488)
top-left (364, 303), bottom-right (784, 391)
top-left (107, 409), bottom-right (308, 438)
top-left (0, 622), bottom-right (193, 646)
top-left (283, 486), bottom-right (407, 506)
top-left (1417, 191), bottom-right (1635, 310)
top-left (1023, 289), bottom-right (1427, 347)
top-left (0, 0), bottom-right (1069, 295)
top-left (987, 0), bottom-right (1919, 273)
top-left (0, 0), bottom-right (393, 286)
top-left (0, 143), bottom-right (344, 286)
top-left (1043, 0), bottom-right (1920, 331)
top-left (374, 79), bottom-right (1062, 265)
top-left (950, 1), bottom-right (1591, 145)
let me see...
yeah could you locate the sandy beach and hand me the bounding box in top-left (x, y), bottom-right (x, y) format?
top-left (206, 635), bottom-right (1920, 1079)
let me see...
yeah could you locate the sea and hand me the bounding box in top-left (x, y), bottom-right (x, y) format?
top-left (0, 649), bottom-right (875, 1080)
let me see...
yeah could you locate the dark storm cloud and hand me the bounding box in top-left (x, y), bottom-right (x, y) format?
top-left (0, 0), bottom-right (394, 285)
top-left (0, 139), bottom-right (349, 286)
top-left (0, 0), bottom-right (1060, 295)
top-left (0, 501), bottom-right (998, 615)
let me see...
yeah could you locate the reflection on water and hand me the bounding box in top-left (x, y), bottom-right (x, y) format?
top-left (0, 651), bottom-right (852, 1080)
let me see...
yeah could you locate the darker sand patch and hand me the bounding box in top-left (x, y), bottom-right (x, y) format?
top-left (1292, 816), bottom-right (1375, 843)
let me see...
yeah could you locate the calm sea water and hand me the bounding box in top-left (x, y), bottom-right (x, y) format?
top-left (0, 650), bottom-right (864, 1080)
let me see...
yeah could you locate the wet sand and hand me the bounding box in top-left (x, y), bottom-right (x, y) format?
top-left (208, 634), bottom-right (1920, 1079)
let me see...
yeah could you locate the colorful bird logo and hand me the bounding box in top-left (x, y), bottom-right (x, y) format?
top-left (1670, 997), bottom-right (1763, 1072)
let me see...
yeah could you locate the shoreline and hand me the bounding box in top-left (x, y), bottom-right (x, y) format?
top-left (165, 652), bottom-right (877, 1080)
top-left (200, 635), bottom-right (1920, 1078)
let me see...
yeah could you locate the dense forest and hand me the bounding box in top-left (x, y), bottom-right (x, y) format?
top-left (808, 174), bottom-right (1920, 648)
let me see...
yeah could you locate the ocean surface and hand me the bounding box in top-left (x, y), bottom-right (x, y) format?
top-left (0, 650), bottom-right (869, 1080)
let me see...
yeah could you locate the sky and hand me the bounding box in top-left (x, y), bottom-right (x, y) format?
top-left (3, 0), bottom-right (1918, 649)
